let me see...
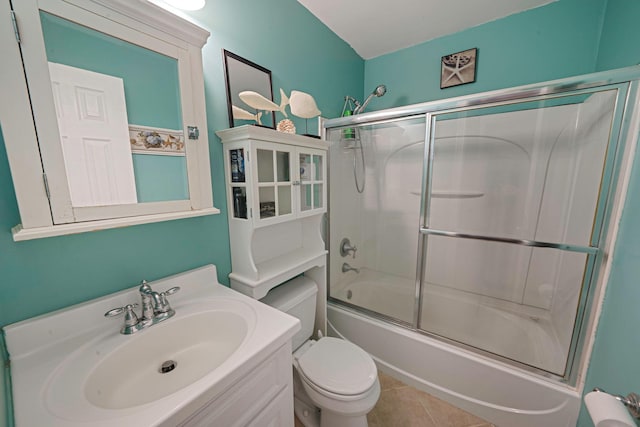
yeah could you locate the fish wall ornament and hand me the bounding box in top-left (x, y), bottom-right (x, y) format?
top-left (239, 88), bottom-right (289, 118)
top-left (289, 90), bottom-right (321, 119)
top-left (232, 105), bottom-right (263, 125)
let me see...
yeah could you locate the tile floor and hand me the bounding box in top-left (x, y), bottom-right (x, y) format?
top-left (295, 370), bottom-right (495, 427)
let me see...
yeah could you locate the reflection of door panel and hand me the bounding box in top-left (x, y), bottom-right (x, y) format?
top-left (48, 62), bottom-right (137, 207)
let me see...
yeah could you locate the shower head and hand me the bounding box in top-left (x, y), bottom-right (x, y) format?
top-left (372, 84), bottom-right (387, 97)
top-left (354, 84), bottom-right (387, 114)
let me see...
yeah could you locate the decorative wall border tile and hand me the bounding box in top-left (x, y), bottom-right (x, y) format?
top-left (129, 124), bottom-right (185, 156)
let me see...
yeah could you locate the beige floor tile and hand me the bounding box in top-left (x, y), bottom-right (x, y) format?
top-left (366, 409), bottom-right (383, 427)
top-left (368, 386), bottom-right (438, 427)
top-left (294, 415), bottom-right (305, 427)
top-left (378, 370), bottom-right (407, 391)
top-left (294, 371), bottom-right (493, 427)
top-left (418, 392), bottom-right (489, 427)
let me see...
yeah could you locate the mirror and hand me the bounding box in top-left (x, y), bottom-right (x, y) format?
top-left (223, 50), bottom-right (275, 129)
top-left (41, 12), bottom-right (189, 207)
top-left (2, 0), bottom-right (214, 238)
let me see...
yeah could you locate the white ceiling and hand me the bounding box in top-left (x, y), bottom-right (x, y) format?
top-left (297, 0), bottom-right (556, 59)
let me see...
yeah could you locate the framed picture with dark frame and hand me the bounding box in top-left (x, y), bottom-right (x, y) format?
top-left (222, 49), bottom-right (275, 128)
top-left (440, 48), bottom-right (478, 89)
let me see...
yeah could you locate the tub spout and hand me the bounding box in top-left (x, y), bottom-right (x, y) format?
top-left (342, 262), bottom-right (360, 274)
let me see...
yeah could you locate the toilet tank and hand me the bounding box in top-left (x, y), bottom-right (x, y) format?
top-left (260, 276), bottom-right (317, 351)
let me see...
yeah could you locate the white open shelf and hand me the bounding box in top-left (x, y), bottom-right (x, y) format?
top-left (230, 247), bottom-right (327, 299)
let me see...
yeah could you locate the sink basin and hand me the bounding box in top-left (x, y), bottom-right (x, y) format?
top-left (85, 310), bottom-right (248, 409)
top-left (42, 297), bottom-right (259, 422)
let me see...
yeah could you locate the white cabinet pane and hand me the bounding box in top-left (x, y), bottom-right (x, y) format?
top-left (299, 153), bottom-right (311, 182)
top-left (257, 149), bottom-right (274, 182)
top-left (276, 151), bottom-right (290, 182)
top-left (313, 155), bottom-right (323, 181)
top-left (278, 186), bottom-right (292, 215)
top-left (259, 187), bottom-right (276, 218)
top-left (300, 184), bottom-right (312, 211)
top-left (231, 187), bottom-right (247, 219)
top-left (313, 184), bottom-right (323, 209)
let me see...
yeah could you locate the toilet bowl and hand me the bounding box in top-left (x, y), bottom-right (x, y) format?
top-left (293, 338), bottom-right (380, 427)
top-left (260, 276), bottom-right (380, 427)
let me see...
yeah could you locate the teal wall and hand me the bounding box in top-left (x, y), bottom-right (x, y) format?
top-left (0, 1), bottom-right (362, 422)
top-left (41, 12), bottom-right (182, 129)
top-left (42, 12), bottom-right (188, 203)
top-left (363, 0), bottom-right (606, 109)
top-left (6, 0), bottom-right (639, 425)
top-left (595, 0), bottom-right (640, 71)
top-left (132, 154), bottom-right (189, 202)
top-left (578, 1), bottom-right (640, 426)
top-left (0, 1), bottom-right (362, 325)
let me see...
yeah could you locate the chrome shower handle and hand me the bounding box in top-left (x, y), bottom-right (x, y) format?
top-left (340, 237), bottom-right (357, 258)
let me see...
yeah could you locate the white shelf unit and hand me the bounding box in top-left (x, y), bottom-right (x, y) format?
top-left (217, 125), bottom-right (328, 335)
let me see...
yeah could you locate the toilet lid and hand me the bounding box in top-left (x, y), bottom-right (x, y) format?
top-left (296, 337), bottom-right (377, 396)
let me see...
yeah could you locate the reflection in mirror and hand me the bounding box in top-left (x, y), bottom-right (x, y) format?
top-left (40, 12), bottom-right (189, 206)
top-left (223, 50), bottom-right (275, 128)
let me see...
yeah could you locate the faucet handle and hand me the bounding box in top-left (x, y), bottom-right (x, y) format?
top-left (340, 238), bottom-right (358, 258)
top-left (105, 303), bottom-right (141, 334)
top-left (161, 286), bottom-right (180, 297)
top-left (155, 286), bottom-right (180, 315)
top-left (105, 303), bottom-right (138, 318)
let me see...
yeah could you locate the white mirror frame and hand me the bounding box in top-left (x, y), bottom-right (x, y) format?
top-left (1, 0), bottom-right (218, 241)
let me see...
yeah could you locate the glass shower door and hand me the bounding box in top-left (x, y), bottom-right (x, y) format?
top-left (327, 117), bottom-right (426, 324)
top-left (418, 90), bottom-right (621, 376)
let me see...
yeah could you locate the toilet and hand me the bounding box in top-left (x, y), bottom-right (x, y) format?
top-left (261, 276), bottom-right (380, 427)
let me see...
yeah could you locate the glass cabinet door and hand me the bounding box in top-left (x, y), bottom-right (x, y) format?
top-left (256, 146), bottom-right (293, 220)
top-left (299, 150), bottom-right (324, 213)
top-left (228, 148), bottom-right (247, 219)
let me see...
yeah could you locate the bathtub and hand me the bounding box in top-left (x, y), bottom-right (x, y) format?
top-left (328, 272), bottom-right (581, 427)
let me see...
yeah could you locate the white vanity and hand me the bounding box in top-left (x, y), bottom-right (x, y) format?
top-left (3, 265), bottom-right (299, 426)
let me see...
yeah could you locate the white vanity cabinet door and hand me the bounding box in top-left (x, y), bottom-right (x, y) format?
top-left (178, 344), bottom-right (293, 427)
top-left (246, 388), bottom-right (294, 427)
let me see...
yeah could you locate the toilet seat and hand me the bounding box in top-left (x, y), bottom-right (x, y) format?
top-left (295, 337), bottom-right (377, 398)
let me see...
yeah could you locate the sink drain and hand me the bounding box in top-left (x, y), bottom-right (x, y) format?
top-left (159, 360), bottom-right (177, 374)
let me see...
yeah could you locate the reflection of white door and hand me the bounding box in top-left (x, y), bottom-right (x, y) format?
top-left (48, 62), bottom-right (137, 207)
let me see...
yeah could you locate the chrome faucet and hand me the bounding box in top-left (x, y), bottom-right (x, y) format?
top-left (138, 280), bottom-right (155, 324)
top-left (342, 262), bottom-right (360, 274)
top-left (105, 280), bottom-right (180, 334)
top-left (139, 280), bottom-right (180, 321)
